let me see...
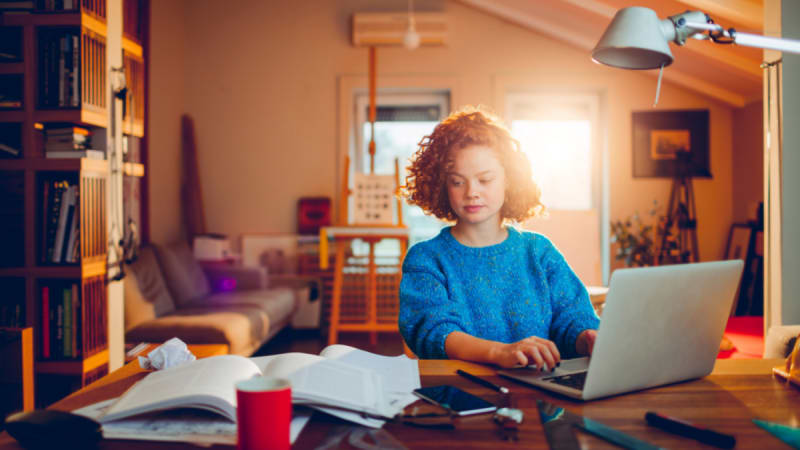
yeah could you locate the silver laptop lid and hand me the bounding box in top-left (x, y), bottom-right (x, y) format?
top-left (582, 260), bottom-right (743, 400)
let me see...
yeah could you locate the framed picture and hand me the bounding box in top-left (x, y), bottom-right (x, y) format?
top-left (632, 109), bottom-right (711, 178)
top-left (725, 223), bottom-right (751, 260)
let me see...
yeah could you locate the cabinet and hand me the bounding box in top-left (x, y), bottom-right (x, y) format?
top-left (0, 1), bottom-right (113, 403)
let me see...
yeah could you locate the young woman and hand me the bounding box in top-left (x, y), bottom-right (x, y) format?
top-left (399, 106), bottom-right (599, 369)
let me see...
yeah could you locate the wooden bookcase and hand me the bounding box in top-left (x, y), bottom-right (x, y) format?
top-left (0, 1), bottom-right (112, 403)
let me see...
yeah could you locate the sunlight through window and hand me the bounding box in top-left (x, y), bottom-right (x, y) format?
top-left (511, 119), bottom-right (592, 210)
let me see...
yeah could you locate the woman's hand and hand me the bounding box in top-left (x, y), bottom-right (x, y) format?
top-left (575, 329), bottom-right (598, 356)
top-left (489, 336), bottom-right (561, 369)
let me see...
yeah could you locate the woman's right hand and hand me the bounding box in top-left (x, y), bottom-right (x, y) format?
top-left (489, 336), bottom-right (561, 369)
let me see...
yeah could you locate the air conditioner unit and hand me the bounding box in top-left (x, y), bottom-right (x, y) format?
top-left (352, 12), bottom-right (448, 47)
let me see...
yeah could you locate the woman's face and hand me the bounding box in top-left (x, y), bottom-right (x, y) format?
top-left (445, 145), bottom-right (507, 228)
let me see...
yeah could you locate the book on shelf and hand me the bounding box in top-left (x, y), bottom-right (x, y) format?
top-left (51, 184), bottom-right (75, 263)
top-left (46, 149), bottom-right (104, 160)
top-left (39, 30), bottom-right (80, 108)
top-left (0, 99), bottom-right (22, 108)
top-left (41, 281), bottom-right (81, 360)
top-left (47, 126), bottom-right (90, 137)
top-left (42, 286), bottom-right (50, 358)
top-left (0, 1), bottom-right (34, 10)
top-left (42, 180), bottom-right (66, 263)
top-left (42, 180), bottom-right (79, 264)
top-left (37, 0), bottom-right (78, 11)
top-left (0, 301), bottom-right (23, 328)
top-left (95, 344), bottom-right (420, 429)
top-left (0, 142), bottom-right (21, 157)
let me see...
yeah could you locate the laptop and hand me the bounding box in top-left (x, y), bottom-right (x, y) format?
top-left (498, 260), bottom-right (744, 401)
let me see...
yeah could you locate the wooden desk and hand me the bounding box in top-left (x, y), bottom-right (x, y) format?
top-left (1, 357), bottom-right (797, 449)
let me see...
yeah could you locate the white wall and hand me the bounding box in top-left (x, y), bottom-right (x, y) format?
top-left (149, 0), bottom-right (752, 274)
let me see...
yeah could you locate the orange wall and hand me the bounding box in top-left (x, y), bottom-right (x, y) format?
top-left (148, 0), bottom-right (187, 245)
top-left (149, 0), bottom-right (759, 269)
top-left (732, 101), bottom-right (764, 223)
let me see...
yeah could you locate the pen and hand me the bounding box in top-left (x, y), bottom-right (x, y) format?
top-left (456, 369), bottom-right (510, 394)
top-left (645, 411), bottom-right (736, 449)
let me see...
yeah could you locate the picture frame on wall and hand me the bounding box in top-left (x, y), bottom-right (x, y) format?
top-left (725, 223), bottom-right (751, 260)
top-left (632, 109), bottom-right (711, 178)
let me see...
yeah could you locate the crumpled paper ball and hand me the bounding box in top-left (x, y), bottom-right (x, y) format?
top-left (138, 337), bottom-right (197, 370)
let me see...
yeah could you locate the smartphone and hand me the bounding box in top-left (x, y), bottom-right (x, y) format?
top-left (413, 385), bottom-right (497, 416)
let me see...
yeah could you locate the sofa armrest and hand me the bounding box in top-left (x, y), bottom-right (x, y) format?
top-left (268, 274), bottom-right (322, 302)
top-left (201, 264), bottom-right (268, 291)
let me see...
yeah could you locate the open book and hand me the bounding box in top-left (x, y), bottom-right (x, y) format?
top-left (97, 345), bottom-right (420, 430)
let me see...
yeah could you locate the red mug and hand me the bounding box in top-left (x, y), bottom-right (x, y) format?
top-left (236, 376), bottom-right (292, 450)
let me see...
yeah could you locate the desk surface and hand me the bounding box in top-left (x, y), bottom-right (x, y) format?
top-left (1, 357), bottom-right (797, 449)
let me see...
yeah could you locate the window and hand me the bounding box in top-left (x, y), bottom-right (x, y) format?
top-left (352, 92), bottom-right (450, 252)
top-left (506, 93), bottom-right (599, 210)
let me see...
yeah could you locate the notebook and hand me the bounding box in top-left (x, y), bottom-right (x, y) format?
top-left (498, 260), bottom-right (744, 401)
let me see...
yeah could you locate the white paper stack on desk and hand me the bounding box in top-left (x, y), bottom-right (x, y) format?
top-left (74, 344), bottom-right (420, 444)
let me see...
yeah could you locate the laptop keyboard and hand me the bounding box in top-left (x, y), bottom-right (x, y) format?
top-left (543, 371), bottom-right (588, 390)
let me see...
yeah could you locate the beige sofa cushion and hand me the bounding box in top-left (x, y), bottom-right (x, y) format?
top-left (204, 287), bottom-right (296, 327)
top-left (158, 241), bottom-right (211, 307)
top-left (126, 305), bottom-right (270, 356)
top-left (124, 247), bottom-right (176, 331)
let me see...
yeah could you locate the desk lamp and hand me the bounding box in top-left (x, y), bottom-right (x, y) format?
top-left (591, 6), bottom-right (800, 71)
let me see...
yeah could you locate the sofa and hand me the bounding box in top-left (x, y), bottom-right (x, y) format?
top-left (123, 241), bottom-right (317, 356)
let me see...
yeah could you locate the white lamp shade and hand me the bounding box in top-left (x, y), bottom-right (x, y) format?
top-left (592, 7), bottom-right (674, 70)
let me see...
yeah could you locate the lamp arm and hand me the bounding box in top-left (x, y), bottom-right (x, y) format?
top-left (667, 12), bottom-right (800, 55)
top-left (729, 31), bottom-right (800, 54)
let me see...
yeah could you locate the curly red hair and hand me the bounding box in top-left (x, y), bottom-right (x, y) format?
top-left (403, 106), bottom-right (545, 223)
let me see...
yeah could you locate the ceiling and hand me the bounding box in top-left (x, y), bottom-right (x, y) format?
top-left (457, 0), bottom-right (765, 107)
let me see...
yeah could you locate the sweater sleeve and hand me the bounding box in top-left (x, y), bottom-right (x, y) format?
top-left (398, 248), bottom-right (467, 359)
top-left (537, 236), bottom-right (601, 358)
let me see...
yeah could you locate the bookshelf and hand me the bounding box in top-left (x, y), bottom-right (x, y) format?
top-left (0, 0), bottom-right (137, 403)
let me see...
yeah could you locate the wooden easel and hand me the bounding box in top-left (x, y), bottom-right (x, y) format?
top-left (657, 152), bottom-right (699, 264)
top-left (320, 47), bottom-right (408, 346)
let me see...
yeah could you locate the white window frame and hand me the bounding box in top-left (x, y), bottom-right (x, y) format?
top-left (506, 92), bottom-right (609, 283)
top-left (352, 91), bottom-right (450, 175)
top-left (505, 92), bottom-right (601, 210)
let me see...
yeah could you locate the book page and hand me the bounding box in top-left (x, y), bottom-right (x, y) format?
top-left (101, 355), bottom-right (262, 423)
top-left (251, 352), bottom-right (325, 376)
top-left (76, 398), bottom-right (313, 445)
top-left (321, 345), bottom-right (420, 394)
top-left (287, 359), bottom-right (385, 414)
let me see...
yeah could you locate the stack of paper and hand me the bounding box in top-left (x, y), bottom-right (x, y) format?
top-left (73, 344), bottom-right (421, 444)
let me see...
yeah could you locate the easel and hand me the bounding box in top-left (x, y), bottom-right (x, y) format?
top-left (657, 152), bottom-right (699, 264)
top-left (320, 47), bottom-right (409, 346)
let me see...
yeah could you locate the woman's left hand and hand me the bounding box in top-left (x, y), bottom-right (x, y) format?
top-left (576, 329), bottom-right (598, 356)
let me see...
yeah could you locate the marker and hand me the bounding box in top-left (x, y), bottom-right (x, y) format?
top-left (456, 369), bottom-right (509, 394)
top-left (645, 411), bottom-right (736, 449)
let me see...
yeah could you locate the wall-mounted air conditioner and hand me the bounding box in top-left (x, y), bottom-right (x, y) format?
top-left (352, 12), bottom-right (448, 47)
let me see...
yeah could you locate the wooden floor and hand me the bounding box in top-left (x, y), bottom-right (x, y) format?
top-left (253, 328), bottom-right (406, 357)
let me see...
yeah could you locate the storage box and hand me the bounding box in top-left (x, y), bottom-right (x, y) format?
top-left (193, 235), bottom-right (233, 261)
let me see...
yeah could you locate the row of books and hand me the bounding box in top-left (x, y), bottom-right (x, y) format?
top-left (38, 0), bottom-right (79, 10)
top-left (0, 301), bottom-right (24, 327)
top-left (41, 179), bottom-right (80, 264)
top-left (0, 74), bottom-right (22, 109)
top-left (44, 125), bottom-right (105, 159)
top-left (0, 1), bottom-right (33, 11)
top-left (41, 282), bottom-right (81, 359)
top-left (39, 30), bottom-right (80, 108)
top-left (45, 125), bottom-right (90, 150)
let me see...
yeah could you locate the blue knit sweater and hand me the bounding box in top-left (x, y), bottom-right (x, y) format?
top-left (399, 226), bottom-right (600, 360)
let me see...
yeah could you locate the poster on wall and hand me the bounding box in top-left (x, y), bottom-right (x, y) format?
top-left (632, 109), bottom-right (711, 178)
top-left (351, 173), bottom-right (396, 225)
